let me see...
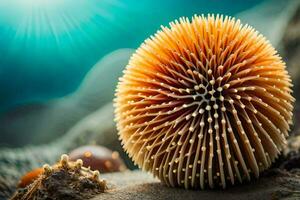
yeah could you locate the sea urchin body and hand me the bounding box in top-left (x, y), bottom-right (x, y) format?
top-left (114, 15), bottom-right (294, 189)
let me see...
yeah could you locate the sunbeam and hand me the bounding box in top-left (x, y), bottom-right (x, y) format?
top-left (0, 0), bottom-right (261, 113)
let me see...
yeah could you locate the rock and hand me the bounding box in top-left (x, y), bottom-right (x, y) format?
top-left (93, 170), bottom-right (300, 200)
top-left (10, 155), bottom-right (107, 200)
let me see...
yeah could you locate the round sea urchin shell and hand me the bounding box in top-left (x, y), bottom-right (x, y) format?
top-left (114, 15), bottom-right (294, 189)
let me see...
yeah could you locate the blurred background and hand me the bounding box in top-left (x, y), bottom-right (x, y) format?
top-left (0, 0), bottom-right (299, 148)
top-left (0, 1), bottom-right (300, 199)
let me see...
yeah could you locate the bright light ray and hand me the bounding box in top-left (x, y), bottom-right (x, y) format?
top-left (1, 0), bottom-right (129, 63)
top-left (0, 0), bottom-right (131, 112)
top-left (0, 0), bottom-right (262, 113)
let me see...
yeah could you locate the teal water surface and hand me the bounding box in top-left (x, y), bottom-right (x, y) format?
top-left (0, 0), bottom-right (262, 113)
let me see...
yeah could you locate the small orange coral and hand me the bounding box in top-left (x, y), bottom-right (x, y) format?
top-left (18, 168), bottom-right (44, 188)
top-left (114, 15), bottom-right (294, 189)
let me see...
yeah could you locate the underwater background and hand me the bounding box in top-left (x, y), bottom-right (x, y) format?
top-left (0, 0), bottom-right (298, 146)
top-left (0, 1), bottom-right (300, 199)
top-left (0, 0), bottom-right (262, 113)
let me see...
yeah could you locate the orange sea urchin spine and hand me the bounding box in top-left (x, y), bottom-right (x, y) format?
top-left (114, 14), bottom-right (294, 189)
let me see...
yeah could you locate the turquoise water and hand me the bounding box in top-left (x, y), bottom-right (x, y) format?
top-left (0, 0), bottom-right (262, 113)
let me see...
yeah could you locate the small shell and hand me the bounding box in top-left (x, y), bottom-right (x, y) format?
top-left (69, 145), bottom-right (127, 172)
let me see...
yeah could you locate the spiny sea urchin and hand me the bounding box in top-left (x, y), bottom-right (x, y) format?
top-left (114, 14), bottom-right (294, 189)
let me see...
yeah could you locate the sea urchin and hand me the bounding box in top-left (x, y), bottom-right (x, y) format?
top-left (114, 15), bottom-right (294, 189)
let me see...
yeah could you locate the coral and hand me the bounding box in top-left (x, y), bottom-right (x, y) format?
top-left (18, 168), bottom-right (44, 188)
top-left (10, 154), bottom-right (107, 200)
top-left (114, 15), bottom-right (294, 189)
